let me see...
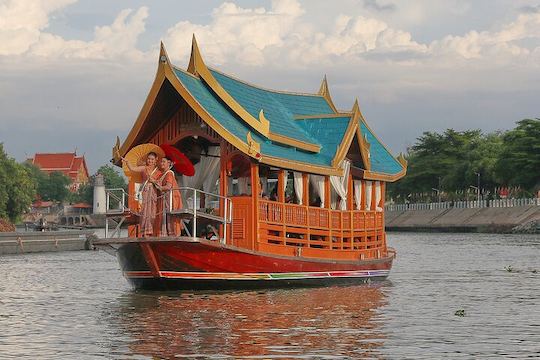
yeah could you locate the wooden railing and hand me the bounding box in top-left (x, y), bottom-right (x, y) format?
top-left (258, 200), bottom-right (386, 260)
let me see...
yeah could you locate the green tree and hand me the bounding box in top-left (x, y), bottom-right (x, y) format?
top-left (494, 118), bottom-right (540, 191)
top-left (38, 171), bottom-right (71, 202)
top-left (71, 164), bottom-right (127, 204)
top-left (0, 144), bottom-right (37, 222)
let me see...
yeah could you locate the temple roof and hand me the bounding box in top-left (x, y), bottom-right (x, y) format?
top-left (116, 37), bottom-right (406, 181)
top-left (31, 153), bottom-right (89, 182)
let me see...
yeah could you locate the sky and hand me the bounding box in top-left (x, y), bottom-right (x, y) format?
top-left (1, 0), bottom-right (539, 173)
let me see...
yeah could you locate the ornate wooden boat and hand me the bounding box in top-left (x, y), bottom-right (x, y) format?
top-left (96, 36), bottom-right (407, 290)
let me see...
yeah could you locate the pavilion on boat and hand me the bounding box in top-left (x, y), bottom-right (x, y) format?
top-left (110, 36), bottom-right (407, 262)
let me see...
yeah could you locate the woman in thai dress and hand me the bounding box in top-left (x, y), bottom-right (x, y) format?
top-left (154, 156), bottom-right (183, 236)
top-left (122, 152), bottom-right (162, 237)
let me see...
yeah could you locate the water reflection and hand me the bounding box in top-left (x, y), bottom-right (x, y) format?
top-left (110, 285), bottom-right (388, 358)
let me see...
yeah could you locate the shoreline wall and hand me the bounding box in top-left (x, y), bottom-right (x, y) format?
top-left (0, 230), bottom-right (95, 255)
top-left (385, 205), bottom-right (540, 233)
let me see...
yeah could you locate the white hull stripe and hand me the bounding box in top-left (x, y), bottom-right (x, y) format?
top-left (124, 270), bottom-right (390, 280)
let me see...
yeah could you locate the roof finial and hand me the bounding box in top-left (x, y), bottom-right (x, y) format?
top-left (188, 34), bottom-right (205, 76)
top-left (352, 98), bottom-right (360, 113)
top-left (317, 75), bottom-right (338, 113)
top-left (352, 98), bottom-right (365, 121)
top-left (318, 75), bottom-right (329, 96)
top-left (159, 41), bottom-right (170, 65)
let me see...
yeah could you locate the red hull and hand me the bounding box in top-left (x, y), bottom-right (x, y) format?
top-left (96, 237), bottom-right (395, 290)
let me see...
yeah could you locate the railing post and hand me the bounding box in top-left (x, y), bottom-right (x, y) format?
top-left (223, 198), bottom-right (228, 244)
top-left (193, 189), bottom-right (197, 241)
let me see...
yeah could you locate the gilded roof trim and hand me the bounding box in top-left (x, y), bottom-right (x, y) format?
top-left (318, 75), bottom-right (338, 114)
top-left (116, 42), bottom-right (169, 160)
top-left (187, 36), bottom-right (321, 153)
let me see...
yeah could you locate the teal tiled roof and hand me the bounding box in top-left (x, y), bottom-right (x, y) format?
top-left (172, 67), bottom-right (403, 175)
top-left (175, 68), bottom-right (331, 166)
top-left (296, 116), bottom-right (351, 162)
top-left (210, 69), bottom-right (331, 145)
top-left (361, 123), bottom-right (403, 174)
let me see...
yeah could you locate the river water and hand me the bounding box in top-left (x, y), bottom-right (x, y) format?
top-left (0, 232), bottom-right (538, 359)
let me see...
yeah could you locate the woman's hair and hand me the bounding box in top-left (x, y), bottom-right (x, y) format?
top-left (147, 152), bottom-right (157, 158)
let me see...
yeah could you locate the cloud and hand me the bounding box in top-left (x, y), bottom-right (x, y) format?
top-left (163, 0), bottom-right (540, 70)
top-left (519, 4), bottom-right (540, 14)
top-left (363, 0), bottom-right (396, 12)
top-left (0, 0), bottom-right (76, 55)
top-left (0, 0), bottom-right (149, 60)
top-left (429, 12), bottom-right (540, 61)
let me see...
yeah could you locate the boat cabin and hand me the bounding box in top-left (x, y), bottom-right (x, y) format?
top-left (108, 37), bottom-right (407, 263)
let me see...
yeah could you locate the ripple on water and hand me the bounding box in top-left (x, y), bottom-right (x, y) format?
top-left (0, 233), bottom-right (539, 359)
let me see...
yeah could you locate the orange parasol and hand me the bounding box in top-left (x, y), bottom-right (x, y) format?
top-left (160, 144), bottom-right (195, 176)
top-left (122, 143), bottom-right (165, 183)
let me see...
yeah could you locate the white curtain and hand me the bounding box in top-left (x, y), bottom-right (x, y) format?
top-left (237, 177), bottom-right (249, 194)
top-left (293, 172), bottom-right (303, 205)
top-left (260, 177), bottom-right (268, 196)
top-left (329, 160), bottom-right (351, 210)
top-left (330, 188), bottom-right (338, 210)
top-left (180, 146), bottom-right (220, 192)
top-left (354, 180), bottom-right (362, 210)
top-left (365, 181), bottom-right (372, 211)
top-left (309, 175), bottom-right (325, 208)
top-left (201, 147), bottom-right (221, 194)
top-left (375, 181), bottom-right (383, 211)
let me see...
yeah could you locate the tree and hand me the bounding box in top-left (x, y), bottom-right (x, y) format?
top-left (494, 118), bottom-right (540, 192)
top-left (71, 164), bottom-right (127, 204)
top-left (0, 144), bottom-right (37, 222)
top-left (40, 171), bottom-right (71, 202)
top-left (23, 163), bottom-right (72, 202)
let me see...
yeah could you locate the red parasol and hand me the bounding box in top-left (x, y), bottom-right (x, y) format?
top-left (160, 144), bottom-right (195, 176)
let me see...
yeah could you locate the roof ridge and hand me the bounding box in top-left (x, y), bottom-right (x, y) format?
top-left (208, 67), bottom-right (325, 98)
top-left (172, 65), bottom-right (200, 79)
top-left (295, 113), bottom-right (353, 120)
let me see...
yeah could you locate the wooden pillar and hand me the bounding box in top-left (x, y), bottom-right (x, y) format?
top-left (347, 174), bottom-right (353, 210)
top-left (219, 142), bottom-right (228, 242)
top-left (278, 170), bottom-right (285, 203)
top-left (324, 176), bottom-right (331, 208)
top-left (251, 161), bottom-right (260, 251)
top-left (303, 173), bottom-right (310, 247)
top-left (127, 181), bottom-right (138, 238)
top-left (302, 173), bottom-right (309, 206)
top-left (278, 169), bottom-right (286, 244)
top-left (324, 176), bottom-right (331, 247)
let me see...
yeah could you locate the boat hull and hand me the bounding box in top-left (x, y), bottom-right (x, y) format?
top-left (101, 238), bottom-right (395, 290)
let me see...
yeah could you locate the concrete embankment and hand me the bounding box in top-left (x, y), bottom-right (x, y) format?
top-left (0, 230), bottom-right (96, 255)
top-left (385, 205), bottom-right (540, 233)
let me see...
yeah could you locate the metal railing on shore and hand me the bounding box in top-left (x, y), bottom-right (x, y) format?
top-left (385, 198), bottom-right (540, 212)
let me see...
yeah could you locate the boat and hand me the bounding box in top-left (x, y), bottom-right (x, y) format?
top-left (94, 36), bottom-right (407, 290)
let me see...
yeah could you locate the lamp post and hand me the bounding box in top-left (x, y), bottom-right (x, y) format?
top-left (474, 172), bottom-right (481, 205)
top-left (432, 188), bottom-right (441, 203)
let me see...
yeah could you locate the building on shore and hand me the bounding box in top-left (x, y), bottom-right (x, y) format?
top-left (29, 152), bottom-right (90, 192)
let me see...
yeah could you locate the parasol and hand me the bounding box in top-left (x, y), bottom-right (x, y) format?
top-left (160, 144), bottom-right (195, 176)
top-left (122, 143), bottom-right (165, 183)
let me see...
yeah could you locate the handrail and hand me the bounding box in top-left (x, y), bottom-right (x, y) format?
top-left (258, 199), bottom-right (385, 254)
top-left (105, 188), bottom-right (128, 214)
top-left (162, 187), bottom-right (233, 244)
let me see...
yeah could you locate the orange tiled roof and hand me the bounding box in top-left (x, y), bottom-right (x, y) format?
top-left (33, 153), bottom-right (75, 170)
top-left (31, 153), bottom-right (89, 181)
top-left (72, 202), bottom-right (92, 208)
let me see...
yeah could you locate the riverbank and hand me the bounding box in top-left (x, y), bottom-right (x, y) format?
top-left (0, 230), bottom-right (96, 255)
top-left (385, 205), bottom-right (540, 233)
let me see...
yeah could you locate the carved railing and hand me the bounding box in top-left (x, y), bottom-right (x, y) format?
top-left (258, 200), bottom-right (386, 257)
